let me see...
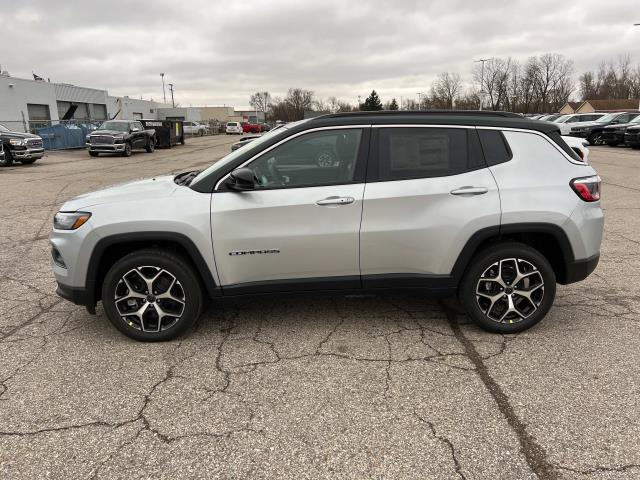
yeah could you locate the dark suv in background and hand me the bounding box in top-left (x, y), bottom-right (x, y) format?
top-left (601, 114), bottom-right (640, 146)
top-left (568, 112), bottom-right (640, 145)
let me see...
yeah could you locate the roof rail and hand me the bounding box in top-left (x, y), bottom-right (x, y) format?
top-left (321, 110), bottom-right (523, 119)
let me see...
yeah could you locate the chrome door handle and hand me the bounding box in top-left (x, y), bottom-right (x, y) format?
top-left (316, 196), bottom-right (355, 206)
top-left (450, 186), bottom-right (489, 196)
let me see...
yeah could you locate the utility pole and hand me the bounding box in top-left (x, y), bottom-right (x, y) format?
top-left (475, 58), bottom-right (490, 111)
top-left (400, 96), bottom-right (403, 111)
top-left (168, 83), bottom-right (175, 108)
top-left (417, 92), bottom-right (423, 110)
top-left (160, 73), bottom-right (166, 104)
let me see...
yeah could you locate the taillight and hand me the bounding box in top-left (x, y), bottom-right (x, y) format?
top-left (570, 175), bottom-right (601, 202)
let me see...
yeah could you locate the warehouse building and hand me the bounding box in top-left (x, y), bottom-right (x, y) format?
top-left (0, 72), bottom-right (201, 133)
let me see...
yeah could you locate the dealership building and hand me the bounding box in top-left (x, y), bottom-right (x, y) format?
top-left (0, 72), bottom-right (203, 133)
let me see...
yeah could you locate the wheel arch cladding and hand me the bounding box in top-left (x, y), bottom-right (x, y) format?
top-left (86, 232), bottom-right (219, 307)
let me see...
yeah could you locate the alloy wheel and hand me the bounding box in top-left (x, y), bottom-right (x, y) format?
top-left (475, 258), bottom-right (544, 324)
top-left (114, 266), bottom-right (186, 332)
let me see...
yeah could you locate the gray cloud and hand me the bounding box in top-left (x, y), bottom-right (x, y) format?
top-left (2, 0), bottom-right (639, 107)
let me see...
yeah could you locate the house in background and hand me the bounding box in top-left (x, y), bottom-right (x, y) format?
top-left (559, 99), bottom-right (640, 114)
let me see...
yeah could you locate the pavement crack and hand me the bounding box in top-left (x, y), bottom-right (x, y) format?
top-left (441, 302), bottom-right (559, 480)
top-left (413, 411), bottom-right (466, 480)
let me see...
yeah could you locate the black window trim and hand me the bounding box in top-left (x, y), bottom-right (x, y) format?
top-left (477, 128), bottom-right (513, 166)
top-left (366, 124), bottom-right (488, 183)
top-left (214, 125), bottom-right (371, 192)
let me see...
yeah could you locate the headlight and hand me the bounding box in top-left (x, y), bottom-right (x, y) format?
top-left (54, 212), bottom-right (92, 230)
top-left (9, 138), bottom-right (27, 146)
top-left (113, 136), bottom-right (125, 144)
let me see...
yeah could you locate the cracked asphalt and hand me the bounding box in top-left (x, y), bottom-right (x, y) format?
top-left (0, 136), bottom-right (638, 479)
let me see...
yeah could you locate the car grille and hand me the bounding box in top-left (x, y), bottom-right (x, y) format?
top-left (90, 136), bottom-right (114, 145)
top-left (27, 138), bottom-right (43, 148)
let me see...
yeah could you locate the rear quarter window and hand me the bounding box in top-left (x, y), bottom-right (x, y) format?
top-left (478, 130), bottom-right (512, 166)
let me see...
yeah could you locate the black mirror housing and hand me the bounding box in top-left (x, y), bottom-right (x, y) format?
top-left (226, 168), bottom-right (257, 191)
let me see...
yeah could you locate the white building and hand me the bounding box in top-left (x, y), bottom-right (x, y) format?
top-left (0, 72), bottom-right (201, 132)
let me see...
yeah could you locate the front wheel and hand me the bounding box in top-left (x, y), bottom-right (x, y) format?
top-left (0, 148), bottom-right (13, 167)
top-left (145, 137), bottom-right (155, 153)
top-left (122, 142), bottom-right (132, 157)
top-left (20, 158), bottom-right (37, 164)
top-left (587, 133), bottom-right (602, 145)
top-left (101, 249), bottom-right (203, 341)
top-left (459, 242), bottom-right (556, 333)
top-left (89, 151), bottom-right (99, 157)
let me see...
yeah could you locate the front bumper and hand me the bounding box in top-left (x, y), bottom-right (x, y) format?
top-left (625, 132), bottom-right (640, 146)
top-left (602, 131), bottom-right (624, 143)
top-left (12, 147), bottom-right (45, 159)
top-left (86, 143), bottom-right (126, 152)
top-left (569, 130), bottom-right (589, 138)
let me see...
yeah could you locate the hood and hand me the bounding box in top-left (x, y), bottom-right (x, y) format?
top-left (2, 131), bottom-right (41, 139)
top-left (61, 175), bottom-right (179, 211)
top-left (627, 124), bottom-right (640, 132)
top-left (567, 121), bottom-right (607, 130)
top-left (604, 122), bottom-right (640, 130)
top-left (89, 129), bottom-right (128, 136)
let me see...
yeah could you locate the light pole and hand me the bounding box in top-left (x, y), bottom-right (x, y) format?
top-left (168, 83), bottom-right (175, 108)
top-left (417, 92), bottom-right (423, 110)
top-left (160, 73), bottom-right (166, 104)
top-left (475, 58), bottom-right (490, 111)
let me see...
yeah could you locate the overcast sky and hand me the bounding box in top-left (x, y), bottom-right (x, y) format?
top-left (2, 0), bottom-right (639, 108)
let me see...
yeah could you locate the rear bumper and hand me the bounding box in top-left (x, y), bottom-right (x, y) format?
top-left (562, 254), bottom-right (600, 284)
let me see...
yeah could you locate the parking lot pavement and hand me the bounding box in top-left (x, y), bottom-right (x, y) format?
top-left (0, 139), bottom-right (638, 479)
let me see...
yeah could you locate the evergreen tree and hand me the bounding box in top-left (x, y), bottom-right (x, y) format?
top-left (361, 90), bottom-right (383, 111)
top-left (388, 98), bottom-right (399, 110)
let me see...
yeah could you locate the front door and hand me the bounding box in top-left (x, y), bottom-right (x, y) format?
top-left (211, 127), bottom-right (369, 293)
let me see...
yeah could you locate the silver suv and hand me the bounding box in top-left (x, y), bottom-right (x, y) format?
top-left (50, 111), bottom-right (603, 341)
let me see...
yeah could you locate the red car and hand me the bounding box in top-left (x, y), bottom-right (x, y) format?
top-left (242, 122), bottom-right (262, 134)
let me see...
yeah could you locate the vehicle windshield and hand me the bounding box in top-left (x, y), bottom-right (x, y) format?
top-left (98, 121), bottom-right (130, 131)
top-left (190, 120), bottom-right (308, 188)
top-left (595, 113), bottom-right (619, 123)
top-left (553, 115), bottom-right (571, 123)
top-left (630, 114), bottom-right (640, 123)
top-left (0, 124), bottom-right (9, 132)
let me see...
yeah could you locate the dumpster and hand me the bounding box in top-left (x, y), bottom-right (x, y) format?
top-left (141, 119), bottom-right (185, 148)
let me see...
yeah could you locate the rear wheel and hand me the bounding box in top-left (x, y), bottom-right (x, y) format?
top-left (459, 242), bottom-right (556, 333)
top-left (0, 148), bottom-right (13, 167)
top-left (101, 249), bottom-right (203, 341)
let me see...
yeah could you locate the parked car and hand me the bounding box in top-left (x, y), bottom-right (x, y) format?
top-left (183, 121), bottom-right (209, 136)
top-left (260, 123), bottom-right (272, 132)
top-left (242, 122), bottom-right (262, 134)
top-left (0, 123), bottom-right (45, 167)
top-left (601, 114), bottom-right (640, 146)
top-left (553, 113), bottom-right (606, 135)
top-left (624, 124), bottom-right (640, 148)
top-left (562, 135), bottom-right (590, 163)
top-left (226, 122), bottom-right (243, 135)
top-left (231, 134), bottom-right (261, 151)
top-left (568, 112), bottom-right (640, 145)
top-left (538, 114), bottom-right (563, 122)
top-left (51, 111), bottom-right (602, 341)
top-left (86, 120), bottom-right (156, 157)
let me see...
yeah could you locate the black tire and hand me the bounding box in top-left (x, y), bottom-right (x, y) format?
top-left (180, 137), bottom-right (185, 145)
top-left (20, 158), bottom-right (37, 164)
top-left (587, 133), bottom-right (602, 146)
top-left (101, 249), bottom-right (203, 342)
top-left (459, 242), bottom-right (556, 334)
top-left (89, 151), bottom-right (99, 157)
top-left (606, 142), bottom-right (619, 147)
top-left (199, 130), bottom-right (204, 137)
top-left (0, 147), bottom-right (13, 167)
top-left (145, 137), bottom-right (155, 153)
top-left (122, 142), bottom-right (132, 157)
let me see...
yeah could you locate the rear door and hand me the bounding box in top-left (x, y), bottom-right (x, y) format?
top-left (360, 126), bottom-right (501, 287)
top-left (211, 127), bottom-right (370, 292)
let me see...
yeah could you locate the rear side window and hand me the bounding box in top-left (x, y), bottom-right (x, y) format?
top-left (547, 131), bottom-right (582, 162)
top-left (373, 128), bottom-right (483, 181)
top-left (478, 130), bottom-right (512, 166)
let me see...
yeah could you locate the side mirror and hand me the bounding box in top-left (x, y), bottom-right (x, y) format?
top-left (225, 168), bottom-right (257, 191)
top-left (131, 127), bottom-right (141, 132)
top-left (611, 120), bottom-right (619, 125)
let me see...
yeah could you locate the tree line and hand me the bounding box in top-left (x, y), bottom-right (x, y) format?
top-left (250, 53), bottom-right (640, 120)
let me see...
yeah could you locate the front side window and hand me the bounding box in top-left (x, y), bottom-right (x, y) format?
top-left (246, 129), bottom-right (362, 189)
top-left (375, 127), bottom-right (476, 181)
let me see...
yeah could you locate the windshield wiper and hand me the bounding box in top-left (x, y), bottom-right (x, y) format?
top-left (174, 170), bottom-right (201, 186)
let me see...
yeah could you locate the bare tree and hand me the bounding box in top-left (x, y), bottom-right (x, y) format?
top-left (249, 91), bottom-right (271, 118)
top-left (430, 72), bottom-right (462, 109)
